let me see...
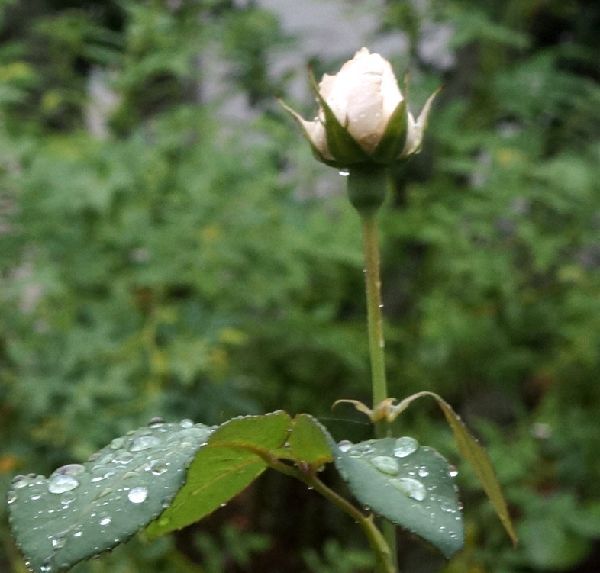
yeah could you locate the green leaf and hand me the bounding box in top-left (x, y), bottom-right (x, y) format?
top-left (372, 100), bottom-right (407, 163)
top-left (392, 391), bottom-right (518, 545)
top-left (7, 420), bottom-right (212, 573)
top-left (146, 411), bottom-right (292, 537)
top-left (332, 436), bottom-right (464, 558)
top-left (287, 414), bottom-right (334, 468)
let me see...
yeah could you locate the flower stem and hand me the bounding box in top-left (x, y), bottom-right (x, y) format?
top-left (348, 168), bottom-right (398, 570)
top-left (360, 213), bottom-right (389, 439)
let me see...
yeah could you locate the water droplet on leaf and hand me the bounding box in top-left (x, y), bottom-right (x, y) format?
top-left (130, 435), bottom-right (160, 452)
top-left (12, 476), bottom-right (30, 489)
top-left (127, 486), bottom-right (148, 504)
top-left (48, 475), bottom-right (79, 494)
top-left (390, 477), bottom-right (426, 501)
top-left (338, 440), bottom-right (353, 453)
top-left (370, 456), bottom-right (399, 475)
top-left (146, 461), bottom-right (168, 476)
top-left (393, 436), bottom-right (418, 458)
top-left (113, 451), bottom-right (134, 464)
top-left (110, 438), bottom-right (124, 450)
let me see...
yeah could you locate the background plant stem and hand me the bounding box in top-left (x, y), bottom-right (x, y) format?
top-left (265, 457), bottom-right (395, 573)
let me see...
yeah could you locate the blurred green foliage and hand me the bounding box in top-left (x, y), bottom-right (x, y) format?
top-left (0, 0), bottom-right (599, 571)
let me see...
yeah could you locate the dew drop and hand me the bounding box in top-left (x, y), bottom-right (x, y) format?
top-left (370, 455), bottom-right (399, 475)
top-left (338, 169), bottom-right (350, 177)
top-left (349, 441), bottom-right (376, 457)
top-left (130, 435), bottom-right (160, 452)
top-left (147, 461), bottom-right (168, 476)
top-left (110, 437), bottom-right (124, 450)
top-left (448, 465), bottom-right (458, 478)
top-left (60, 492), bottom-right (76, 505)
top-left (418, 467), bottom-right (429, 478)
top-left (48, 475), bottom-right (79, 494)
top-left (55, 464), bottom-right (85, 476)
top-left (73, 531), bottom-right (83, 538)
top-left (390, 477), bottom-right (426, 501)
top-left (127, 486), bottom-right (148, 504)
top-left (13, 476), bottom-right (30, 489)
top-left (40, 563), bottom-right (52, 572)
top-left (7, 491), bottom-right (17, 504)
top-left (99, 516), bottom-right (111, 526)
top-left (338, 440), bottom-right (353, 453)
top-left (393, 436), bottom-right (418, 458)
top-left (51, 536), bottom-right (65, 549)
top-left (148, 416), bottom-right (164, 427)
top-left (30, 494), bottom-right (41, 501)
top-left (113, 451), bottom-right (134, 464)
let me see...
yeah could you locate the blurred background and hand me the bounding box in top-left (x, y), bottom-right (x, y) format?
top-left (0, 0), bottom-right (599, 571)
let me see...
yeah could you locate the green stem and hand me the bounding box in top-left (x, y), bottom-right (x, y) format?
top-left (348, 168), bottom-right (398, 571)
top-left (361, 213), bottom-right (389, 439)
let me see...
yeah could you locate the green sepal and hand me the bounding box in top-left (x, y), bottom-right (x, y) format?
top-left (308, 70), bottom-right (369, 166)
top-left (278, 98), bottom-right (339, 167)
top-left (372, 99), bottom-right (408, 163)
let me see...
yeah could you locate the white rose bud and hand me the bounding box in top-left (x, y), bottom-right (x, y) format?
top-left (281, 47), bottom-right (439, 168)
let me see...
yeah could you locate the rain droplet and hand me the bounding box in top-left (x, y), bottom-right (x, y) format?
top-left (127, 486), bottom-right (148, 504)
top-left (338, 440), bottom-right (353, 453)
top-left (146, 461), bottom-right (168, 476)
top-left (30, 494), bottom-right (41, 501)
top-left (95, 488), bottom-right (113, 500)
top-left (130, 435), bottom-right (160, 452)
top-left (418, 467), bottom-right (429, 477)
top-left (60, 492), bottom-right (75, 505)
top-left (40, 563), bottom-right (52, 572)
top-left (55, 464), bottom-right (85, 476)
top-left (48, 475), bottom-right (79, 494)
top-left (73, 531), bottom-right (83, 538)
top-left (338, 169), bottom-right (350, 177)
top-left (110, 437), bottom-right (124, 450)
top-left (7, 491), bottom-right (17, 504)
top-left (448, 465), bottom-right (458, 477)
top-left (12, 476), bottom-right (30, 489)
top-left (393, 436), bottom-right (418, 458)
top-left (370, 456), bottom-right (399, 475)
top-left (113, 451), bottom-right (134, 464)
top-left (349, 441), bottom-right (376, 457)
top-left (51, 536), bottom-right (65, 549)
top-left (390, 477), bottom-right (426, 501)
top-left (99, 516), bottom-right (111, 526)
top-left (148, 417), bottom-right (164, 427)
top-left (180, 419), bottom-right (194, 428)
